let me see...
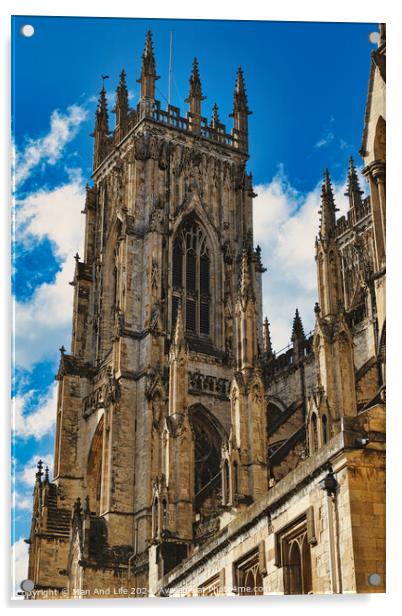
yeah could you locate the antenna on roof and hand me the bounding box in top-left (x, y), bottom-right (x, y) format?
top-left (168, 31), bottom-right (173, 107)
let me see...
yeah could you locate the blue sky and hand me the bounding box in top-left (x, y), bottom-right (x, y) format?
top-left (11, 15), bottom-right (376, 591)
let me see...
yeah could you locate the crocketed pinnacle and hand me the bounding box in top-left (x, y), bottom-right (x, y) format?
top-left (95, 85), bottom-right (109, 133)
top-left (239, 248), bottom-right (254, 302)
top-left (291, 308), bottom-right (305, 341)
top-left (345, 156), bottom-right (363, 208)
top-left (137, 30), bottom-right (159, 99)
top-left (173, 299), bottom-right (185, 351)
top-left (232, 67), bottom-right (251, 115)
top-left (186, 58), bottom-right (205, 102)
top-left (35, 459), bottom-right (44, 483)
top-left (114, 69), bottom-right (129, 116)
top-left (141, 30), bottom-right (157, 77)
top-left (211, 102), bottom-right (220, 129)
top-left (319, 168), bottom-right (338, 239)
top-left (263, 317), bottom-right (273, 356)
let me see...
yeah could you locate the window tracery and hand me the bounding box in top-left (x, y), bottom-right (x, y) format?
top-left (172, 217), bottom-right (211, 338)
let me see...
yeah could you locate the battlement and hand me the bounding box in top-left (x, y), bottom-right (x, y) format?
top-left (105, 99), bottom-right (242, 153)
top-left (264, 332), bottom-right (314, 379)
top-left (92, 31), bottom-right (251, 171)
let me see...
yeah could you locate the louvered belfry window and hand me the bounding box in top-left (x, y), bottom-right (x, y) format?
top-left (172, 217), bottom-right (211, 337)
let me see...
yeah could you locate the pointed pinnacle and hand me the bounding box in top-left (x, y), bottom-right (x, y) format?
top-left (345, 156), bottom-right (363, 207)
top-left (114, 69), bottom-right (129, 114)
top-left (236, 67), bottom-right (245, 93)
top-left (144, 30), bottom-right (156, 69)
top-left (211, 102), bottom-right (220, 129)
top-left (239, 248), bottom-right (254, 301)
top-left (232, 67), bottom-right (251, 115)
top-left (139, 30), bottom-right (158, 79)
top-left (292, 308), bottom-right (305, 340)
top-left (35, 460), bottom-right (44, 482)
top-left (98, 85), bottom-right (108, 112)
top-left (263, 317), bottom-right (273, 355)
top-left (118, 68), bottom-right (128, 93)
top-left (144, 30), bottom-right (153, 52)
top-left (319, 168), bottom-right (338, 238)
top-left (173, 299), bottom-right (185, 350)
top-left (186, 58), bottom-right (205, 101)
top-left (322, 168), bottom-right (332, 193)
top-left (95, 83), bottom-right (109, 132)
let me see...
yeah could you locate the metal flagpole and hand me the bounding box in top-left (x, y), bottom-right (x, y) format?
top-left (168, 31), bottom-right (173, 107)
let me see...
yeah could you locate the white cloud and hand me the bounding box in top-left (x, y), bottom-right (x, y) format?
top-left (315, 131), bottom-right (335, 148)
top-left (12, 538), bottom-right (29, 600)
top-left (253, 166), bottom-right (358, 351)
top-left (14, 104), bottom-right (88, 188)
top-left (12, 494), bottom-right (32, 511)
top-left (14, 258), bottom-right (78, 368)
top-left (16, 170), bottom-right (85, 259)
top-left (13, 104), bottom-right (87, 370)
top-left (14, 176), bottom-right (85, 369)
top-left (13, 384), bottom-right (58, 440)
top-left (314, 114), bottom-right (336, 149)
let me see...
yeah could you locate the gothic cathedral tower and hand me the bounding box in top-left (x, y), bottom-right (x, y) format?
top-left (27, 32), bottom-right (268, 596)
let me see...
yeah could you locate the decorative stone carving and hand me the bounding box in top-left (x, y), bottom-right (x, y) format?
top-left (158, 139), bottom-right (169, 170)
top-left (188, 371), bottom-right (230, 399)
top-left (149, 300), bottom-right (162, 334)
top-left (151, 260), bottom-right (159, 289)
top-left (134, 130), bottom-right (150, 160)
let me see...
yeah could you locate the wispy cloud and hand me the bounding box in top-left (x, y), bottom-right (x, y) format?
top-left (315, 131), bottom-right (335, 148)
top-left (314, 114), bottom-right (335, 149)
top-left (13, 104), bottom-right (88, 188)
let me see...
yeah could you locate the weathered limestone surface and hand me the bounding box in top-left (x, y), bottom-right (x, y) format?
top-left (26, 26), bottom-right (386, 600)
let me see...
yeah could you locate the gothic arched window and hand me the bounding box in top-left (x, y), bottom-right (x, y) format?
top-left (285, 531), bottom-right (312, 595)
top-left (189, 405), bottom-right (223, 515)
top-left (235, 550), bottom-right (264, 596)
top-left (277, 518), bottom-right (313, 595)
top-left (153, 497), bottom-right (159, 538)
top-left (223, 459), bottom-right (230, 505)
top-left (311, 413), bottom-right (319, 453)
top-left (233, 461), bottom-right (239, 497)
top-left (322, 414), bottom-right (329, 444)
top-left (172, 217), bottom-right (211, 338)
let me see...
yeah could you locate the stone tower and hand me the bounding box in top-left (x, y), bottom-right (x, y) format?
top-left (26, 24), bottom-right (385, 600)
top-left (27, 31), bottom-right (267, 596)
top-left (308, 169), bottom-right (357, 449)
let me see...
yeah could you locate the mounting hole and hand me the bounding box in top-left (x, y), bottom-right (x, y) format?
top-left (21, 24), bottom-right (35, 38)
top-left (369, 31), bottom-right (380, 45)
top-left (368, 573), bottom-right (381, 586)
top-left (20, 579), bottom-right (34, 592)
